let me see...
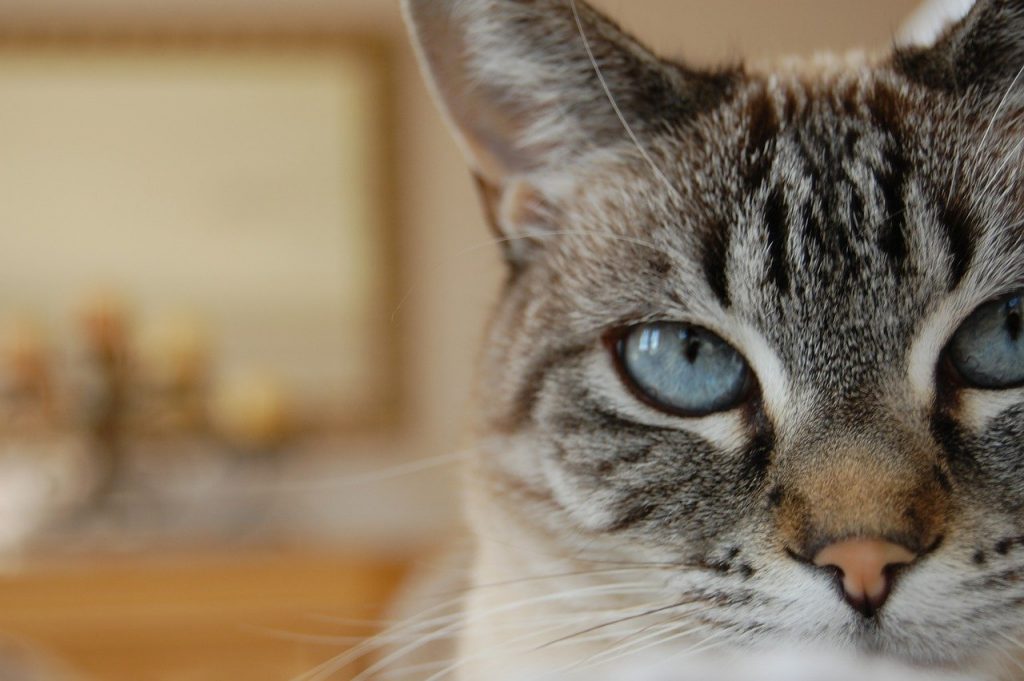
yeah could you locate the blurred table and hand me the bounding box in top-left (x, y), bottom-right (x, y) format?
top-left (0, 550), bottom-right (408, 681)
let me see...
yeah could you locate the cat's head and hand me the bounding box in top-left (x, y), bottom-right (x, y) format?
top-left (405, 0), bottom-right (1024, 670)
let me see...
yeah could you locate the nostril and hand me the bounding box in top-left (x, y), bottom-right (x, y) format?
top-left (882, 560), bottom-right (911, 582)
top-left (823, 563), bottom-right (845, 582)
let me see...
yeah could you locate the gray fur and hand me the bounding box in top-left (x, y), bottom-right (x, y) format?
top-left (403, 0), bottom-right (1024, 676)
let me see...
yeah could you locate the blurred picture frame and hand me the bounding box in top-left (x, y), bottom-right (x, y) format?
top-left (0, 30), bottom-right (401, 434)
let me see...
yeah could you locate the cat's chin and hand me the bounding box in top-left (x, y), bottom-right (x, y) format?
top-left (489, 651), bottom-right (981, 681)
top-left (693, 595), bottom-right (1014, 678)
top-left (457, 635), bottom-right (1002, 681)
top-left (455, 642), bottom-right (985, 681)
top-left (753, 633), bottom-right (995, 680)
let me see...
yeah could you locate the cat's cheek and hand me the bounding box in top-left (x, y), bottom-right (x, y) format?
top-left (540, 454), bottom-right (637, 533)
top-left (476, 433), bottom-right (555, 492)
top-left (474, 421), bottom-right (647, 534)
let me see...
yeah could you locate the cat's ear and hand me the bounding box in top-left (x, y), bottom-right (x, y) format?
top-left (895, 0), bottom-right (1024, 106)
top-left (401, 0), bottom-right (733, 264)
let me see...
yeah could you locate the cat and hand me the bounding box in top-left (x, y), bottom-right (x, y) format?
top-left (395, 0), bottom-right (1024, 678)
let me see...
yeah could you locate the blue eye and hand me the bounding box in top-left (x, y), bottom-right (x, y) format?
top-left (616, 322), bottom-right (751, 416)
top-left (948, 293), bottom-right (1024, 389)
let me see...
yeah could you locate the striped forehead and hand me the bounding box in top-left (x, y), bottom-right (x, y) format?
top-left (694, 81), bottom-right (969, 392)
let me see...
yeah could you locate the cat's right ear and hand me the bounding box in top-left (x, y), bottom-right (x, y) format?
top-left (401, 0), bottom-right (734, 266)
top-left (895, 0), bottom-right (1024, 108)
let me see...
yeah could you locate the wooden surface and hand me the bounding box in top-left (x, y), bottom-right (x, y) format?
top-left (0, 550), bottom-right (408, 681)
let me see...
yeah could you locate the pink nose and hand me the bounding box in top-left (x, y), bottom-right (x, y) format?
top-left (813, 538), bottom-right (916, 616)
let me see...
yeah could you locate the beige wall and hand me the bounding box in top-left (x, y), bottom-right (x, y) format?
top-left (0, 0), bottom-right (924, 459)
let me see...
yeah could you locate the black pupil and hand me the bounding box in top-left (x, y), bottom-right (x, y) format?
top-left (685, 339), bottom-right (701, 363)
top-left (1007, 298), bottom-right (1022, 342)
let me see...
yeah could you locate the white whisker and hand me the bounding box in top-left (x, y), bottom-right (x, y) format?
top-left (579, 618), bottom-right (713, 669)
top-left (976, 133), bottom-right (1024, 202)
top-left (567, 0), bottom-right (687, 209)
top-left (978, 62), bottom-right (1024, 158)
top-left (297, 582), bottom-right (668, 681)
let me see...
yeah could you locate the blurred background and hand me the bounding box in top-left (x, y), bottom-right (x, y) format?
top-left (0, 1), bottom-right (924, 679)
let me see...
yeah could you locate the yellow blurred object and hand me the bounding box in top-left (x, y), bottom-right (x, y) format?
top-left (0, 317), bottom-right (57, 430)
top-left (1, 317), bottom-right (49, 373)
top-left (209, 371), bottom-right (293, 450)
top-left (139, 311), bottom-right (211, 431)
top-left (76, 290), bottom-right (132, 359)
top-left (140, 311), bottom-right (210, 389)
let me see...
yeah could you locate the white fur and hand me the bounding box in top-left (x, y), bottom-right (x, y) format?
top-left (898, 0), bottom-right (976, 47)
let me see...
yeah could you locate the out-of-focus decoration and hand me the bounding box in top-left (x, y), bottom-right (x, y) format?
top-left (76, 290), bottom-right (133, 503)
top-left (0, 33), bottom-right (397, 433)
top-left (210, 371), bottom-right (293, 454)
top-left (0, 32), bottom-right (399, 555)
top-left (138, 310), bottom-right (211, 433)
top-left (0, 318), bottom-right (57, 433)
top-left (0, 316), bottom-right (92, 555)
top-left (0, 298), bottom-right (311, 550)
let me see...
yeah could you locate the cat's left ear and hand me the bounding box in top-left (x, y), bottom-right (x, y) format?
top-left (895, 0), bottom-right (1024, 108)
top-left (401, 0), bottom-right (734, 265)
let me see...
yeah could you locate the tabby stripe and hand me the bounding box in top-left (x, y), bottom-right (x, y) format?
top-left (763, 187), bottom-right (790, 294)
top-left (742, 90), bottom-right (780, 193)
top-left (929, 409), bottom-right (979, 480)
top-left (605, 501), bottom-right (659, 532)
top-left (865, 82), bottom-right (903, 135)
top-left (551, 439), bottom-right (660, 533)
top-left (864, 83), bottom-right (912, 271)
top-left (500, 343), bottom-right (590, 431)
top-left (793, 127), bottom-right (856, 274)
top-left (876, 145), bottom-right (910, 269)
top-left (940, 200), bottom-right (975, 290)
top-left (701, 219), bottom-right (732, 307)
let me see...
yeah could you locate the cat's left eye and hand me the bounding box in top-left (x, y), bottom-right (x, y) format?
top-left (947, 292), bottom-right (1024, 389)
top-left (613, 322), bottom-right (751, 416)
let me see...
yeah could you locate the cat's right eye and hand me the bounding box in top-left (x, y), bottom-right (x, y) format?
top-left (613, 322), bottom-right (751, 416)
top-left (947, 292), bottom-right (1024, 389)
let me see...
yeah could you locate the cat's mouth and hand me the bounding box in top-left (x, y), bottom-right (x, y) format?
top-left (851, 626), bottom-right (970, 671)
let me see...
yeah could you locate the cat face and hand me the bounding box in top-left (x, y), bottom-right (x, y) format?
top-left (404, 0), bottom-right (1024, 670)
